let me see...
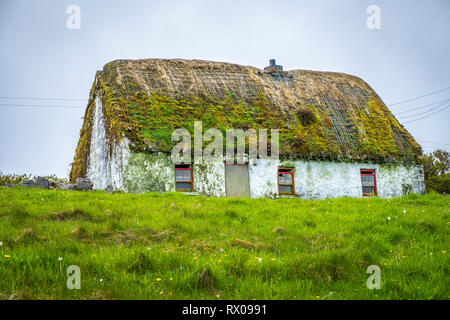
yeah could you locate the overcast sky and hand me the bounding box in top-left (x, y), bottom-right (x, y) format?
top-left (0, 0), bottom-right (449, 177)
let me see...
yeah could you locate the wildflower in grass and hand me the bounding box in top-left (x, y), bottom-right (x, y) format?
top-left (271, 258), bottom-right (276, 261)
top-left (156, 278), bottom-right (161, 281)
top-left (217, 259), bottom-right (222, 263)
top-left (402, 256), bottom-right (406, 258)
top-left (146, 247), bottom-right (151, 251)
top-left (100, 279), bottom-right (104, 283)
top-left (258, 258), bottom-right (262, 262)
top-left (169, 278), bottom-right (173, 281)
top-left (58, 257), bottom-right (63, 276)
top-left (387, 217), bottom-right (391, 221)
top-left (316, 296), bottom-right (320, 300)
top-left (216, 294), bottom-right (220, 298)
top-left (4, 254), bottom-right (10, 258)
top-left (442, 251), bottom-right (447, 254)
top-left (159, 291), bottom-right (164, 295)
top-left (403, 209), bottom-right (406, 213)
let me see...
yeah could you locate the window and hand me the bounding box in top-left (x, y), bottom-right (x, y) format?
top-left (278, 168), bottom-right (294, 194)
top-left (361, 169), bottom-right (377, 196)
top-left (175, 164), bottom-right (193, 191)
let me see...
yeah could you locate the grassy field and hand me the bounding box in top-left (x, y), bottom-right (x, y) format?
top-left (0, 187), bottom-right (448, 300)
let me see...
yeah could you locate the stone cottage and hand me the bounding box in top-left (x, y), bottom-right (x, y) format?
top-left (70, 58), bottom-right (425, 198)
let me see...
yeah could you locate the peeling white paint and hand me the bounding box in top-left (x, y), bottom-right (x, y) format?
top-left (86, 96), bottom-right (130, 190)
top-left (122, 153), bottom-right (226, 195)
top-left (248, 158), bottom-right (424, 199)
top-left (123, 152), bottom-right (174, 193)
top-left (193, 160), bottom-right (226, 197)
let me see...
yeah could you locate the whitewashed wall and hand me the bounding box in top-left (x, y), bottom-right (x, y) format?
top-left (248, 158), bottom-right (425, 199)
top-left (193, 160), bottom-right (226, 197)
top-left (122, 152), bottom-right (226, 195)
top-left (86, 96), bottom-right (130, 191)
top-left (117, 153), bottom-right (424, 198)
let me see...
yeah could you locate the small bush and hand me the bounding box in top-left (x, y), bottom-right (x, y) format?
top-left (426, 174), bottom-right (450, 194)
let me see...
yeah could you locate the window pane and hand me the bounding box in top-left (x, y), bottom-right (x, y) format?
top-left (279, 173), bottom-right (293, 185)
top-left (285, 173), bottom-right (292, 184)
top-left (183, 170), bottom-right (191, 182)
top-left (361, 175), bottom-right (374, 186)
top-left (362, 186), bottom-right (374, 195)
top-left (176, 182), bottom-right (191, 190)
top-left (279, 185), bottom-right (292, 193)
top-left (175, 170), bottom-right (183, 181)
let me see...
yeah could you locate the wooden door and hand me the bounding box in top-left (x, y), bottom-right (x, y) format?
top-left (225, 164), bottom-right (250, 198)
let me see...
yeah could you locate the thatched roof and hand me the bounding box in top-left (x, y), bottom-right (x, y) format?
top-left (70, 59), bottom-right (421, 181)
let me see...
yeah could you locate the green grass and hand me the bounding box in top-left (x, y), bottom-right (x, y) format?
top-left (0, 187), bottom-right (448, 300)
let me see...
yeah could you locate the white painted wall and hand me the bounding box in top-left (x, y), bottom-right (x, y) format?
top-left (86, 96), bottom-right (130, 190)
top-left (248, 158), bottom-right (424, 199)
top-left (117, 152), bottom-right (424, 198)
top-left (193, 160), bottom-right (226, 197)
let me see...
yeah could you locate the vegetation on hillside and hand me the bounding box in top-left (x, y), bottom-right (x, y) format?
top-left (0, 188), bottom-right (447, 300)
top-left (0, 172), bottom-right (68, 186)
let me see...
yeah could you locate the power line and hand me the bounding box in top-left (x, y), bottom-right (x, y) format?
top-left (417, 139), bottom-right (450, 146)
top-left (0, 96), bottom-right (87, 102)
top-left (395, 98), bottom-right (450, 115)
top-left (398, 101), bottom-right (450, 119)
top-left (0, 103), bottom-right (85, 109)
top-left (387, 86), bottom-right (450, 106)
top-left (403, 103), bottom-right (450, 124)
top-left (420, 144), bottom-right (450, 151)
top-left (420, 142), bottom-right (450, 147)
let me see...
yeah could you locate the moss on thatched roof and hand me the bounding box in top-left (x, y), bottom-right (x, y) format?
top-left (70, 59), bottom-right (421, 181)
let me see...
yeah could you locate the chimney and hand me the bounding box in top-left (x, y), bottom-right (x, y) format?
top-left (264, 59), bottom-right (283, 72)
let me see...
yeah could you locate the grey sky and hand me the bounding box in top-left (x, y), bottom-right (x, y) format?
top-left (0, 0), bottom-right (449, 177)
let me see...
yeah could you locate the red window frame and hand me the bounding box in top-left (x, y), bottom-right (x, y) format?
top-left (278, 168), bottom-right (295, 195)
top-left (174, 164), bottom-right (193, 192)
top-left (360, 169), bottom-right (377, 196)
